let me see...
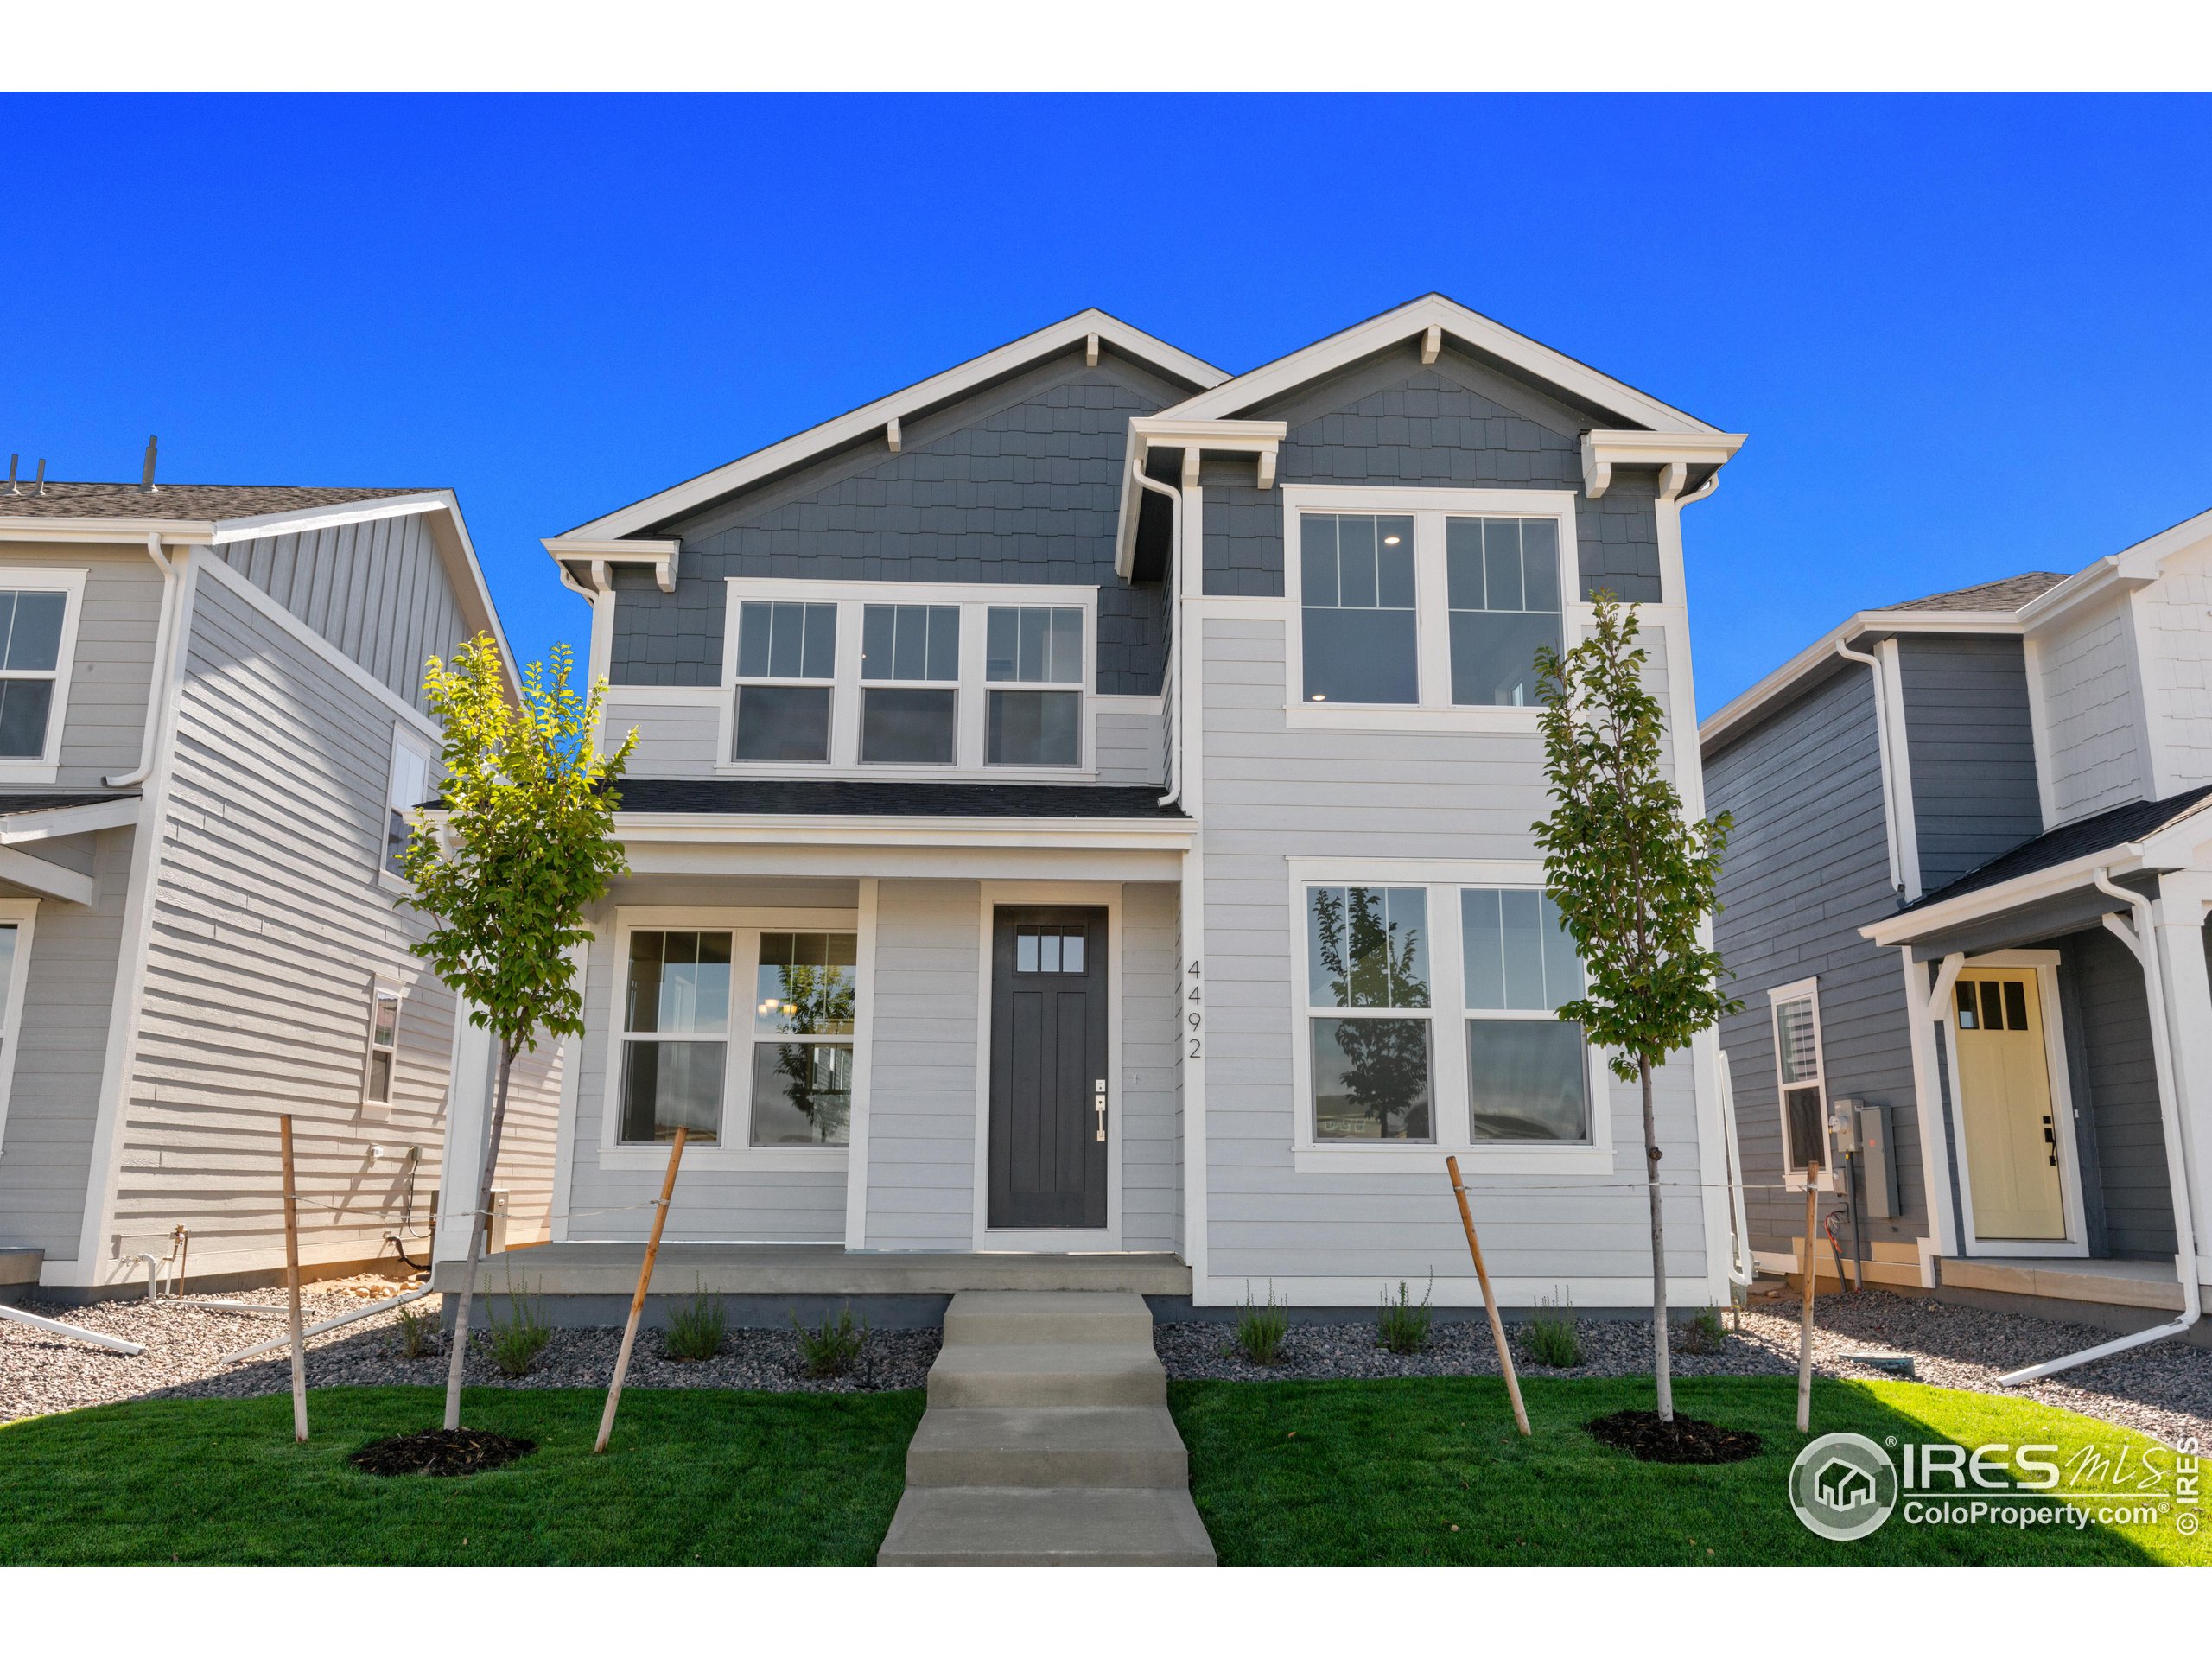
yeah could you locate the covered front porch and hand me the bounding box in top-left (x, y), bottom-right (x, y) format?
top-left (1866, 789), bottom-right (2212, 1335)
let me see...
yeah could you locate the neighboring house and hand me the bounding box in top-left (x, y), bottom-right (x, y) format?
top-left (1705, 511), bottom-right (2212, 1337)
top-left (434, 296), bottom-right (1751, 1318)
top-left (0, 472), bottom-right (561, 1300)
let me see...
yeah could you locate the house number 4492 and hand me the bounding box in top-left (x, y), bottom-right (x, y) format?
top-left (1186, 959), bottom-right (1202, 1058)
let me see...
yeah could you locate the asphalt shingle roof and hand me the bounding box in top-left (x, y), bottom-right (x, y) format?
top-left (607, 779), bottom-right (1187, 819)
top-left (1902, 785), bottom-right (2212, 913)
top-left (1882, 572), bottom-right (2069, 614)
top-left (0, 481), bottom-right (434, 521)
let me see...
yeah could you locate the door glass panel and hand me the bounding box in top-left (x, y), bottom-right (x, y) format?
top-left (1980, 981), bottom-right (2005, 1031)
top-left (2003, 980), bottom-right (2029, 1030)
top-left (1955, 982), bottom-right (1979, 1028)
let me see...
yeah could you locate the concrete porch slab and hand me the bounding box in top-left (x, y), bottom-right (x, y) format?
top-left (1939, 1255), bottom-right (2184, 1312)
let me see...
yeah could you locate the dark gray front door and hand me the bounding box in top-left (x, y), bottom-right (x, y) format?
top-left (988, 906), bottom-right (1108, 1230)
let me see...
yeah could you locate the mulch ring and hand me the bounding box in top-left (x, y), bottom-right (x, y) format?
top-left (350, 1427), bottom-right (537, 1478)
top-left (1585, 1408), bottom-right (1764, 1465)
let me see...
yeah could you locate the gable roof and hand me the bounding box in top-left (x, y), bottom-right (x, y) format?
top-left (1883, 572), bottom-right (2069, 613)
top-left (1155, 292), bottom-right (1730, 435)
top-left (551, 309), bottom-right (1226, 549)
top-left (0, 482), bottom-right (433, 521)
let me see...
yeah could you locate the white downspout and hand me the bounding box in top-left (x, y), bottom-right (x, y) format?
top-left (1128, 448), bottom-right (1185, 808)
top-left (1997, 868), bottom-right (2202, 1383)
top-left (1834, 638), bottom-right (1905, 898)
top-left (105, 532), bottom-right (180, 787)
top-left (1715, 1048), bottom-right (1755, 1289)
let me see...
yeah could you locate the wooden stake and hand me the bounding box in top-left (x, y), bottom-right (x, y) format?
top-left (1796, 1160), bottom-right (1820, 1433)
top-left (595, 1127), bottom-right (687, 1455)
top-left (1446, 1155), bottom-right (1530, 1436)
top-left (278, 1113), bottom-right (308, 1443)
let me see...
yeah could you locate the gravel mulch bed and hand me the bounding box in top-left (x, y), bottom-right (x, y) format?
top-left (1157, 1287), bottom-right (2212, 1449)
top-left (1, 1275), bottom-right (937, 1423)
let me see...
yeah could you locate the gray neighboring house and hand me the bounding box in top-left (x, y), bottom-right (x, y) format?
top-left (434, 296), bottom-right (1755, 1319)
top-left (0, 474), bottom-right (562, 1300)
top-left (1705, 511), bottom-right (2212, 1340)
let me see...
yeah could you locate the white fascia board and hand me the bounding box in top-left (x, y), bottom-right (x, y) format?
top-left (1113, 417), bottom-right (1290, 578)
top-left (612, 812), bottom-right (1193, 851)
top-left (206, 493), bottom-right (445, 544)
top-left (1858, 844), bottom-right (2166, 949)
top-left (1699, 609), bottom-right (2030, 754)
top-left (1582, 429), bottom-right (1747, 498)
top-left (0, 518), bottom-right (215, 543)
top-left (0, 796), bottom-right (141, 843)
top-left (560, 310), bottom-right (1227, 543)
top-left (1156, 293), bottom-right (1725, 435)
top-left (543, 536), bottom-right (680, 594)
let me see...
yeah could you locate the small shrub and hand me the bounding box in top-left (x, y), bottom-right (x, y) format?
top-left (1234, 1283), bottom-right (1288, 1364)
top-left (1376, 1276), bottom-right (1434, 1356)
top-left (791, 1304), bottom-right (867, 1377)
top-left (391, 1299), bottom-right (436, 1360)
top-left (1676, 1304), bottom-right (1728, 1357)
top-left (1521, 1289), bottom-right (1583, 1369)
top-left (664, 1285), bottom-right (728, 1363)
top-left (484, 1281), bottom-right (551, 1378)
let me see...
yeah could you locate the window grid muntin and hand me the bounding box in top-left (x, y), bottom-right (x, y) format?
top-left (365, 988), bottom-right (401, 1105)
top-left (1304, 884), bottom-right (1433, 1143)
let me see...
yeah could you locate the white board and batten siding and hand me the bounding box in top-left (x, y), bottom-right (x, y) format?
top-left (108, 568), bottom-right (460, 1278)
top-left (1193, 609), bottom-right (1713, 1306)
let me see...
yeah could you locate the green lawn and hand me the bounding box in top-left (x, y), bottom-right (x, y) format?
top-left (1170, 1376), bottom-right (2208, 1566)
top-left (0, 1386), bottom-right (924, 1566)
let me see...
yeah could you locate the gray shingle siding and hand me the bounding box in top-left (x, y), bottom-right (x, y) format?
top-left (1707, 663), bottom-right (1928, 1255)
top-left (1200, 346), bottom-right (1661, 601)
top-left (1897, 636), bottom-right (2044, 893)
top-left (607, 352), bottom-right (1184, 694)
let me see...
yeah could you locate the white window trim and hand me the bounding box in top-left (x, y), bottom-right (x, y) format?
top-left (378, 719), bottom-right (439, 894)
top-left (597, 906), bottom-right (859, 1170)
top-left (361, 978), bottom-right (403, 1120)
top-left (1286, 858), bottom-right (1614, 1173)
top-left (714, 577), bottom-right (1099, 781)
top-left (1770, 977), bottom-right (1835, 1192)
top-left (0, 897), bottom-right (40, 1156)
top-left (1280, 486), bottom-right (1580, 734)
top-left (0, 567), bottom-right (88, 785)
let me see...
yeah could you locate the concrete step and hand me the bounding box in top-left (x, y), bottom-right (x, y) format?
top-left (927, 1340), bottom-right (1166, 1408)
top-left (942, 1288), bottom-right (1154, 1347)
top-left (906, 1405), bottom-right (1187, 1490)
top-left (878, 1485), bottom-right (1217, 1566)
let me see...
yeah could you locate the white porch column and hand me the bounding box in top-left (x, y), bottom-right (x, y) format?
top-left (1899, 948), bottom-right (1963, 1265)
top-left (433, 1010), bottom-right (498, 1264)
top-left (2151, 875), bottom-right (2212, 1288)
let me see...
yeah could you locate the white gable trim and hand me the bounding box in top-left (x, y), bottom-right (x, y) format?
top-left (559, 310), bottom-right (1227, 543)
top-left (1155, 293), bottom-right (1726, 435)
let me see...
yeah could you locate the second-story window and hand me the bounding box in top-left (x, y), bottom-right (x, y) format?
top-left (1300, 513), bottom-right (1417, 704)
top-left (861, 604), bottom-right (959, 765)
top-left (0, 588), bottom-right (68, 758)
top-left (733, 601), bottom-right (836, 762)
top-left (1446, 518), bottom-right (1563, 708)
top-left (384, 727), bottom-right (435, 879)
top-left (985, 605), bottom-right (1082, 766)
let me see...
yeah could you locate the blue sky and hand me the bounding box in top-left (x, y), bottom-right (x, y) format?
top-left (3, 93), bottom-right (2207, 715)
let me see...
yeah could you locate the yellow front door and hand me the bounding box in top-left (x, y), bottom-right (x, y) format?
top-left (1954, 969), bottom-right (2067, 1241)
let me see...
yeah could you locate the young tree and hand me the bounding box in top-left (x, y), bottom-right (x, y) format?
top-left (397, 635), bottom-right (636, 1433)
top-left (1534, 595), bottom-right (1737, 1426)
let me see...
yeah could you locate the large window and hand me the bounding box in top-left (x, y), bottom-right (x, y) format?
top-left (1770, 980), bottom-right (1830, 1179)
top-left (384, 726), bottom-right (434, 878)
top-left (732, 601), bottom-right (837, 762)
top-left (1305, 885), bottom-right (1433, 1141)
top-left (861, 603), bottom-right (958, 765)
top-left (1300, 513), bottom-right (1417, 704)
top-left (1446, 518), bottom-right (1563, 708)
top-left (0, 586), bottom-right (70, 759)
top-left (615, 926), bottom-right (857, 1149)
top-left (986, 605), bottom-right (1083, 767)
top-left (1460, 887), bottom-right (1589, 1142)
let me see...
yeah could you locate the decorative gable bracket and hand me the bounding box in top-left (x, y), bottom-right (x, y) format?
top-left (543, 536), bottom-right (680, 594)
top-left (1580, 429), bottom-right (1747, 500)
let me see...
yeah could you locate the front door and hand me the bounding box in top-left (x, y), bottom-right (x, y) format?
top-left (988, 906), bottom-right (1108, 1230)
top-left (1954, 968), bottom-right (2067, 1241)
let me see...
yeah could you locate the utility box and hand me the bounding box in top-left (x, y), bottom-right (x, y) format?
top-left (1828, 1098), bottom-right (1861, 1154)
top-left (1856, 1103), bottom-right (1899, 1218)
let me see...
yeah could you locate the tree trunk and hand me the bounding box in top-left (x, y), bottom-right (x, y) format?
top-left (1643, 1056), bottom-right (1675, 1424)
top-left (443, 1038), bottom-right (518, 1432)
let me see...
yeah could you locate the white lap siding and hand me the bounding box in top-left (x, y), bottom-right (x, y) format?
top-left (1194, 610), bottom-right (1712, 1306)
top-left (110, 568), bottom-right (457, 1281)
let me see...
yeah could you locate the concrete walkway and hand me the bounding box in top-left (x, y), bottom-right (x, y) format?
top-left (877, 1290), bottom-right (1216, 1566)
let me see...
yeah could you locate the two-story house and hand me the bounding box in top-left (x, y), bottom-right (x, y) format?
top-left (432, 296), bottom-right (1748, 1323)
top-left (0, 468), bottom-right (562, 1303)
top-left (1705, 509), bottom-right (2212, 1358)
